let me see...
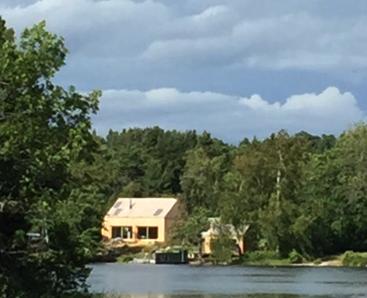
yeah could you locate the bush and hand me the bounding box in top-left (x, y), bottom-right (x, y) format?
top-left (288, 249), bottom-right (303, 264)
top-left (341, 251), bottom-right (367, 267)
top-left (242, 250), bottom-right (280, 262)
top-left (117, 255), bottom-right (134, 263)
top-left (210, 236), bottom-right (236, 264)
top-left (239, 250), bottom-right (295, 266)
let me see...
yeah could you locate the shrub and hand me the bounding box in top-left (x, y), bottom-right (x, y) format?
top-left (288, 249), bottom-right (303, 264)
top-left (117, 255), bottom-right (134, 263)
top-left (242, 250), bottom-right (280, 262)
top-left (341, 251), bottom-right (367, 267)
top-left (210, 236), bottom-right (236, 264)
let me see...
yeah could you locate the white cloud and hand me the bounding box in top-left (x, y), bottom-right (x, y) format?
top-left (193, 5), bottom-right (229, 21)
top-left (93, 87), bottom-right (364, 143)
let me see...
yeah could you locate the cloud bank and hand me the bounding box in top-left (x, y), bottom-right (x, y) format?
top-left (94, 87), bottom-right (364, 143)
top-left (1, 0), bottom-right (366, 140)
top-left (3, 0), bottom-right (366, 70)
top-left (1, 0), bottom-right (367, 94)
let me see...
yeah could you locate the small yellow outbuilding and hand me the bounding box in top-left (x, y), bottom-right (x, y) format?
top-left (102, 197), bottom-right (181, 246)
top-left (201, 218), bottom-right (249, 255)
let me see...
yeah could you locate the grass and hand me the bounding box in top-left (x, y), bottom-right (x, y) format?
top-left (238, 251), bottom-right (293, 266)
top-left (239, 250), bottom-right (367, 267)
top-left (241, 258), bottom-right (292, 266)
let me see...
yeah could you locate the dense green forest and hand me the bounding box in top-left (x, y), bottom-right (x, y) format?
top-left (97, 125), bottom-right (367, 259)
top-left (1, 18), bottom-right (367, 297)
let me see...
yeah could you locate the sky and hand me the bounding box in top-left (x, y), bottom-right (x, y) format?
top-left (1, 0), bottom-right (366, 143)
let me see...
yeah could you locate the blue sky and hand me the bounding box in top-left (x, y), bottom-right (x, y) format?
top-left (1, 0), bottom-right (366, 142)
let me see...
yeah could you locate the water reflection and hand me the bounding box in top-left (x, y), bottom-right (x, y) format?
top-left (99, 295), bottom-right (334, 298)
top-left (88, 263), bottom-right (367, 297)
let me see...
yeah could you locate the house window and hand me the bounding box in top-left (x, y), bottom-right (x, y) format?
top-left (137, 227), bottom-right (147, 239)
top-left (122, 226), bottom-right (132, 239)
top-left (111, 226), bottom-right (122, 238)
top-left (148, 227), bottom-right (158, 239)
top-left (137, 227), bottom-right (158, 239)
top-left (111, 226), bottom-right (132, 239)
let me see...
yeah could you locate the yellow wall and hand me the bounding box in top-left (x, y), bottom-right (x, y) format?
top-left (102, 217), bottom-right (166, 245)
top-left (202, 235), bottom-right (212, 255)
top-left (201, 234), bottom-right (245, 255)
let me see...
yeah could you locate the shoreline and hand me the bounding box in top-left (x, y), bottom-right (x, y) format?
top-left (101, 258), bottom-right (358, 268)
top-left (95, 249), bottom-right (367, 268)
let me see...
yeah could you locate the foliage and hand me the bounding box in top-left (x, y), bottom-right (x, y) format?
top-left (101, 128), bottom-right (232, 212)
top-left (210, 225), bottom-right (236, 264)
top-left (181, 146), bottom-right (231, 213)
top-left (241, 250), bottom-right (280, 262)
top-left (341, 251), bottom-right (367, 267)
top-left (103, 127), bottom-right (201, 199)
top-left (98, 124), bottom-right (367, 261)
top-left (0, 18), bottom-right (103, 297)
top-left (240, 250), bottom-right (292, 266)
top-left (219, 131), bottom-right (315, 256)
top-left (116, 254), bottom-right (134, 263)
top-left (288, 249), bottom-right (304, 264)
top-left (298, 124), bottom-right (367, 255)
top-left (171, 207), bottom-right (210, 250)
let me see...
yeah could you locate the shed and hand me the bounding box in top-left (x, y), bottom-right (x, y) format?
top-left (201, 217), bottom-right (249, 255)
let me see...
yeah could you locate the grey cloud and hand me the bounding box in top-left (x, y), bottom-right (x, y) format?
top-left (2, 0), bottom-right (367, 70)
top-left (0, 0), bottom-right (38, 7)
top-left (156, 0), bottom-right (367, 19)
top-left (1, 0), bottom-right (367, 117)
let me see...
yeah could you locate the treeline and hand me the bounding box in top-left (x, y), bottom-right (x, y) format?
top-left (94, 126), bottom-right (367, 258)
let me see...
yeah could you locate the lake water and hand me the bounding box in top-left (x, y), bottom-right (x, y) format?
top-left (88, 263), bottom-right (367, 298)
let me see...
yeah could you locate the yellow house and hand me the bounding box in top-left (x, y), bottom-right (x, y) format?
top-left (102, 197), bottom-right (181, 246)
top-left (201, 218), bottom-right (249, 255)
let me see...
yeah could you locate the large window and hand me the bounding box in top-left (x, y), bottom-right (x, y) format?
top-left (111, 226), bottom-right (121, 238)
top-left (111, 226), bottom-right (132, 239)
top-left (149, 227), bottom-right (158, 239)
top-left (122, 226), bottom-right (132, 239)
top-left (137, 227), bottom-right (158, 239)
